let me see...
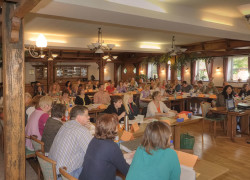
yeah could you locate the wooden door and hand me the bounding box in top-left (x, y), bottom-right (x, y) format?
top-left (121, 64), bottom-right (136, 82)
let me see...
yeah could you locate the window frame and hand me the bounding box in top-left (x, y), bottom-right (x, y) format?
top-left (195, 59), bottom-right (209, 82)
top-left (228, 56), bottom-right (248, 83)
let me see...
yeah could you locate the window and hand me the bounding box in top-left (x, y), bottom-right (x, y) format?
top-left (195, 60), bottom-right (208, 81)
top-left (168, 65), bottom-right (171, 80)
top-left (147, 63), bottom-right (158, 79)
top-left (228, 56), bottom-right (248, 82)
top-left (133, 68), bottom-right (136, 74)
top-left (176, 69), bottom-right (181, 80)
top-left (123, 68), bottom-right (127, 74)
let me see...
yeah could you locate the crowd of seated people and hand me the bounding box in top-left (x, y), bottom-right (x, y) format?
top-left (24, 77), bottom-right (250, 180)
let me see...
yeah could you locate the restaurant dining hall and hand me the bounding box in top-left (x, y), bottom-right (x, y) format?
top-left (1, 0), bottom-right (250, 180)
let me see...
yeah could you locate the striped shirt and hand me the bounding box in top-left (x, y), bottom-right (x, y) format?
top-left (49, 120), bottom-right (93, 174)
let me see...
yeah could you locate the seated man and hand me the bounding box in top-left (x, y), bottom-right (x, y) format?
top-left (181, 81), bottom-right (193, 93)
top-left (94, 84), bottom-right (111, 104)
top-left (49, 106), bottom-right (93, 179)
top-left (106, 82), bottom-right (115, 94)
top-left (42, 104), bottom-right (66, 153)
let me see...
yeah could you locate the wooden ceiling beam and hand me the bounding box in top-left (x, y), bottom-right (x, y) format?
top-left (182, 39), bottom-right (250, 52)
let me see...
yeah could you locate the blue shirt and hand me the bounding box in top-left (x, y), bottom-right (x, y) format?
top-left (126, 146), bottom-right (181, 180)
top-left (79, 137), bottom-right (129, 180)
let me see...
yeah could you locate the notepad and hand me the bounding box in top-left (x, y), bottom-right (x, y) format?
top-left (198, 94), bottom-right (205, 97)
top-left (176, 150), bottom-right (198, 168)
top-left (120, 137), bottom-right (142, 153)
top-left (209, 94), bottom-right (217, 99)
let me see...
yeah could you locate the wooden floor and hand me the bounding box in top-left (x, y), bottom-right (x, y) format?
top-left (2, 120), bottom-right (250, 180)
top-left (184, 120), bottom-right (250, 180)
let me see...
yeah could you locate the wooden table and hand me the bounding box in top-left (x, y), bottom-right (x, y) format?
top-left (194, 159), bottom-right (229, 180)
top-left (122, 115), bottom-right (203, 150)
top-left (210, 107), bottom-right (250, 140)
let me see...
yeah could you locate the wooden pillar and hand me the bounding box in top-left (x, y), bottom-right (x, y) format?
top-left (248, 56), bottom-right (250, 82)
top-left (135, 63), bottom-right (140, 77)
top-left (114, 63), bottom-right (119, 85)
top-left (47, 60), bottom-right (54, 92)
top-left (145, 63), bottom-right (148, 80)
top-left (171, 57), bottom-right (177, 83)
top-left (2, 3), bottom-right (25, 180)
top-left (97, 59), bottom-right (106, 84)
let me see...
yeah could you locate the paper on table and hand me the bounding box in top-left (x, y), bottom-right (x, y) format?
top-left (129, 115), bottom-right (144, 124)
top-left (209, 94), bottom-right (217, 99)
top-left (142, 118), bottom-right (158, 124)
top-left (198, 94), bottom-right (205, 98)
top-left (176, 150), bottom-right (198, 168)
top-left (180, 165), bottom-right (196, 180)
top-left (120, 131), bottom-right (134, 141)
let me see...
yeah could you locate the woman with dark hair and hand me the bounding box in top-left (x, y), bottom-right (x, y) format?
top-left (75, 88), bottom-right (91, 106)
top-left (79, 114), bottom-right (133, 180)
top-left (216, 85), bottom-right (235, 107)
top-left (65, 81), bottom-right (72, 95)
top-left (42, 104), bottom-right (66, 153)
top-left (239, 83), bottom-right (249, 97)
top-left (126, 121), bottom-right (181, 180)
top-left (104, 96), bottom-right (125, 122)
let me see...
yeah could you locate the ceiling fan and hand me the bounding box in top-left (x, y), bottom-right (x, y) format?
top-left (167, 36), bottom-right (187, 56)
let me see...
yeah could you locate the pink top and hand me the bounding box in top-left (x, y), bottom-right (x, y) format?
top-left (25, 108), bottom-right (49, 151)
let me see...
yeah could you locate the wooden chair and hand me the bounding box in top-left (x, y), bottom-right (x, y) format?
top-left (59, 167), bottom-right (78, 180)
top-left (25, 136), bottom-right (36, 159)
top-left (36, 151), bottom-right (57, 180)
top-left (200, 102), bottom-right (226, 137)
top-left (31, 135), bottom-right (45, 153)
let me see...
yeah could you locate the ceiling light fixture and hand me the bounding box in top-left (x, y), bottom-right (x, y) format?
top-left (167, 36), bottom-right (187, 56)
top-left (87, 28), bottom-right (115, 53)
top-left (102, 53), bottom-right (118, 62)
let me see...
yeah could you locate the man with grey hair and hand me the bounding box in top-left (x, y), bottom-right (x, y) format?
top-left (49, 105), bottom-right (92, 179)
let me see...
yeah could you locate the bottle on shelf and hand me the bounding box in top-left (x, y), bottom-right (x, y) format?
top-left (170, 140), bottom-right (174, 149)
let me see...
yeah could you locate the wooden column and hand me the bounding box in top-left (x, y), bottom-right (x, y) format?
top-left (2, 3), bottom-right (25, 180)
top-left (114, 63), bottom-right (119, 85)
top-left (135, 63), bottom-right (140, 77)
top-left (145, 63), bottom-right (148, 80)
top-left (47, 60), bottom-right (54, 92)
top-left (171, 57), bottom-right (177, 83)
top-left (248, 56), bottom-right (250, 82)
top-left (97, 59), bottom-right (106, 84)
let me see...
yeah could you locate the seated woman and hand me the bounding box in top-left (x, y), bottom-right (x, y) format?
top-left (75, 88), bottom-right (91, 106)
top-left (204, 82), bottom-right (219, 95)
top-left (25, 96), bottom-right (53, 151)
top-left (42, 104), bottom-right (66, 153)
top-left (49, 83), bottom-right (60, 97)
top-left (139, 85), bottom-right (151, 108)
top-left (104, 96), bottom-right (125, 122)
top-left (239, 83), bottom-right (249, 98)
top-left (123, 93), bottom-right (139, 120)
top-left (116, 81), bottom-right (127, 93)
top-left (126, 121), bottom-right (181, 180)
top-left (216, 85), bottom-right (235, 107)
top-left (59, 90), bottom-right (74, 107)
top-left (34, 86), bottom-right (46, 96)
top-left (65, 81), bottom-right (72, 95)
top-left (71, 84), bottom-right (79, 97)
top-left (79, 114), bottom-right (132, 180)
top-left (86, 80), bottom-right (93, 90)
top-left (146, 91), bottom-right (177, 117)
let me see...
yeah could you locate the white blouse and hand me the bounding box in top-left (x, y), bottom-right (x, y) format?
top-left (146, 101), bottom-right (170, 117)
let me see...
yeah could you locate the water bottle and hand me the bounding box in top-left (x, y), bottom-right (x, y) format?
top-left (124, 113), bottom-right (129, 131)
top-left (174, 91), bottom-right (177, 100)
top-left (242, 93), bottom-right (245, 100)
top-left (170, 140), bottom-right (174, 149)
top-left (65, 110), bottom-right (69, 121)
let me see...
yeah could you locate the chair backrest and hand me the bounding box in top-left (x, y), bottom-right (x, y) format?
top-left (200, 102), bottom-right (211, 117)
top-left (59, 167), bottom-right (78, 180)
top-left (36, 151), bottom-right (57, 180)
top-left (25, 136), bottom-right (36, 158)
top-left (31, 135), bottom-right (45, 153)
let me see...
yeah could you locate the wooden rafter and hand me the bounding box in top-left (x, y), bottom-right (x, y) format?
top-left (10, 0), bottom-right (41, 42)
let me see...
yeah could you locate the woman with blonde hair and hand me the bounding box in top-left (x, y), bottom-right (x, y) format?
top-left (123, 93), bottom-right (139, 120)
top-left (49, 83), bottom-right (60, 97)
top-left (126, 121), bottom-right (181, 180)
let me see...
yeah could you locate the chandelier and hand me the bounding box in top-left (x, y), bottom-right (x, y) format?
top-left (167, 36), bottom-right (187, 56)
top-left (28, 34), bottom-right (58, 60)
top-left (87, 28), bottom-right (115, 53)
